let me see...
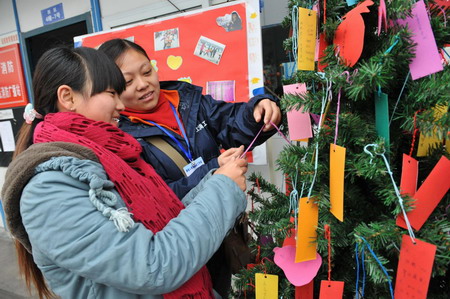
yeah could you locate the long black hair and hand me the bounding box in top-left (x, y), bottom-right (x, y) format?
top-left (15, 47), bottom-right (126, 158)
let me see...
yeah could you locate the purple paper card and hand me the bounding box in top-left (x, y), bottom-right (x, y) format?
top-left (310, 113), bottom-right (320, 125)
top-left (396, 0), bottom-right (443, 80)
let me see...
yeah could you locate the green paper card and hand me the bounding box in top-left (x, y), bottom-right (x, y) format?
top-left (375, 92), bottom-right (390, 149)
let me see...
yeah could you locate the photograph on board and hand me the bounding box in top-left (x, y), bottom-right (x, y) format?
top-left (193, 36), bottom-right (225, 65)
top-left (154, 28), bottom-right (180, 51)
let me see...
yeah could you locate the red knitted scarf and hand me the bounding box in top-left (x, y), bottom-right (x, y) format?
top-left (120, 90), bottom-right (182, 136)
top-left (33, 112), bottom-right (213, 299)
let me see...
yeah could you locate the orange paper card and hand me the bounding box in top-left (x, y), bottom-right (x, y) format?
top-left (297, 8), bottom-right (317, 71)
top-left (394, 235), bottom-right (436, 299)
top-left (319, 280), bottom-right (344, 299)
top-left (330, 144), bottom-right (346, 222)
top-left (400, 154), bottom-right (418, 196)
top-left (296, 197), bottom-right (319, 262)
top-left (296, 280), bottom-right (314, 299)
top-left (255, 273), bottom-right (278, 299)
top-left (397, 156), bottom-right (450, 230)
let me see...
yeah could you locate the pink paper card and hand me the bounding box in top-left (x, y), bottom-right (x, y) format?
top-left (319, 280), bottom-right (344, 299)
top-left (397, 156), bottom-right (450, 230)
top-left (273, 246), bottom-right (322, 286)
top-left (284, 83), bottom-right (313, 140)
top-left (400, 154), bottom-right (418, 196)
top-left (377, 0), bottom-right (387, 36)
top-left (394, 235), bottom-right (436, 299)
top-left (396, 0), bottom-right (444, 80)
top-left (283, 83), bottom-right (307, 96)
top-left (296, 281), bottom-right (314, 299)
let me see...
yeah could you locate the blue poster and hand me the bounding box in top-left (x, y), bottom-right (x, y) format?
top-left (41, 3), bottom-right (65, 26)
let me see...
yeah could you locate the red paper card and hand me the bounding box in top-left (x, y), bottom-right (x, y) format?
top-left (435, 0), bottom-right (450, 8)
top-left (333, 0), bottom-right (374, 67)
top-left (400, 154), bottom-right (418, 196)
top-left (319, 280), bottom-right (344, 299)
top-left (318, 33), bottom-right (328, 71)
top-left (296, 280), bottom-right (314, 299)
top-left (394, 235), bottom-right (436, 299)
top-left (397, 156), bottom-right (450, 230)
top-left (283, 228), bottom-right (296, 247)
top-left (283, 216), bottom-right (296, 247)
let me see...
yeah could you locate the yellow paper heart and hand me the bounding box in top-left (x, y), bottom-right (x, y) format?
top-left (167, 55), bottom-right (183, 70)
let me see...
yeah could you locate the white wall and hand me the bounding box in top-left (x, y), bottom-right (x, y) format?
top-left (14, 0), bottom-right (91, 33)
top-left (0, 0), bottom-right (289, 35)
top-left (260, 0), bottom-right (289, 26)
top-left (0, 0), bottom-right (16, 35)
top-left (100, 0), bottom-right (231, 29)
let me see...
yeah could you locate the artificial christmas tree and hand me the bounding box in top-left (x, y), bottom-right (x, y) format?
top-left (232, 0), bottom-right (449, 298)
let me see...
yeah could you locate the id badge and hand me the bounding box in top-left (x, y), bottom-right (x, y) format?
top-left (183, 156), bottom-right (205, 177)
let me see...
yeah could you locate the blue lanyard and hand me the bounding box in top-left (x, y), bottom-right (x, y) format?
top-left (146, 103), bottom-right (193, 162)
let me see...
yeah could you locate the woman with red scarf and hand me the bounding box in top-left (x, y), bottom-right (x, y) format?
top-left (99, 39), bottom-right (281, 297)
top-left (1, 47), bottom-right (247, 299)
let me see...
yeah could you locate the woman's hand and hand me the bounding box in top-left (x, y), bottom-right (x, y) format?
top-left (253, 99), bottom-right (282, 132)
top-left (214, 157), bottom-right (248, 191)
top-left (218, 145), bottom-right (245, 167)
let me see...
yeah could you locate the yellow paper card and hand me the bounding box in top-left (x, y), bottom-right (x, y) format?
top-left (446, 133), bottom-right (450, 154)
top-left (297, 8), bottom-right (317, 71)
top-left (295, 197), bottom-right (319, 262)
top-left (330, 144), bottom-right (346, 222)
top-left (417, 105), bottom-right (447, 157)
top-left (255, 273), bottom-right (278, 299)
top-left (417, 131), bottom-right (441, 157)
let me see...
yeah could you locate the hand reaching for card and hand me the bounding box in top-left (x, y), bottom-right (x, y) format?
top-left (214, 157), bottom-right (248, 191)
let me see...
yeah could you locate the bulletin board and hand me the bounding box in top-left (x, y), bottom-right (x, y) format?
top-left (0, 107), bottom-right (24, 167)
top-left (0, 44), bottom-right (29, 109)
top-left (73, 0), bottom-right (264, 102)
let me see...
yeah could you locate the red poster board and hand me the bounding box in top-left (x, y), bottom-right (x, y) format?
top-left (0, 44), bottom-right (29, 109)
top-left (75, 1), bottom-right (263, 103)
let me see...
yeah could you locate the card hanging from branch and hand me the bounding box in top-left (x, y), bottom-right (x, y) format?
top-left (329, 70), bottom-right (356, 222)
top-left (364, 143), bottom-right (416, 242)
top-left (254, 257), bottom-right (278, 299)
top-left (297, 7), bottom-right (317, 71)
top-left (319, 225), bottom-right (345, 299)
